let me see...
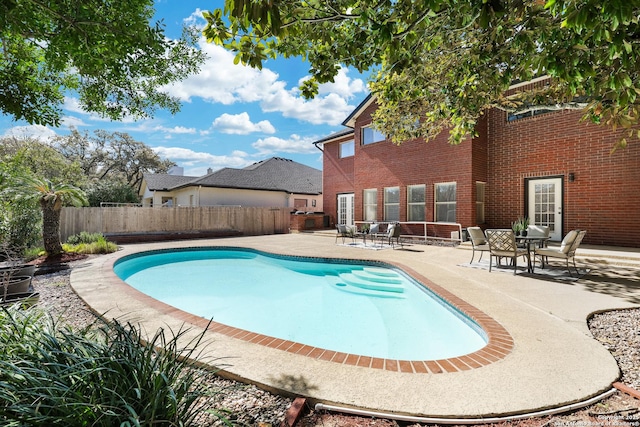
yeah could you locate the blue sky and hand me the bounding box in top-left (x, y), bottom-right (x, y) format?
top-left (0, 1), bottom-right (370, 176)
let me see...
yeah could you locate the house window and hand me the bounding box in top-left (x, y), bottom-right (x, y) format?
top-left (363, 189), bottom-right (377, 221)
top-left (384, 187), bottom-right (400, 221)
top-left (507, 108), bottom-right (554, 122)
top-left (294, 199), bottom-right (308, 208)
top-left (407, 184), bottom-right (425, 221)
top-left (476, 182), bottom-right (486, 224)
top-left (339, 140), bottom-right (354, 158)
top-left (362, 126), bottom-right (385, 145)
top-left (435, 182), bottom-right (456, 222)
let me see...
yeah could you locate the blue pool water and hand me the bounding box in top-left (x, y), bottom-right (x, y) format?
top-left (114, 248), bottom-right (487, 360)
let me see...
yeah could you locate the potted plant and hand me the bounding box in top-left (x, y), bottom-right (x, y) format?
top-left (511, 216), bottom-right (530, 236)
top-left (512, 220), bottom-right (523, 236)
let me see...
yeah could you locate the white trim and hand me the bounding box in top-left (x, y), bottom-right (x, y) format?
top-left (508, 75), bottom-right (550, 90)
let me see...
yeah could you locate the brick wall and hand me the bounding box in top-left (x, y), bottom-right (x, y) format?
top-left (487, 108), bottom-right (640, 246)
top-left (322, 97), bottom-right (640, 247)
top-left (322, 133), bottom-right (355, 228)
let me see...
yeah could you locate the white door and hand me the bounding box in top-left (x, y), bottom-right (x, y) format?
top-left (337, 193), bottom-right (354, 226)
top-left (527, 177), bottom-right (563, 241)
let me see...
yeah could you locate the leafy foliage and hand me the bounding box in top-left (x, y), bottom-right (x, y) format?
top-left (4, 175), bottom-right (88, 256)
top-left (0, 161), bottom-right (41, 252)
top-left (205, 0), bottom-right (640, 147)
top-left (54, 129), bottom-right (176, 195)
top-left (64, 232), bottom-right (118, 254)
top-left (0, 0), bottom-right (205, 126)
top-left (0, 306), bottom-right (225, 426)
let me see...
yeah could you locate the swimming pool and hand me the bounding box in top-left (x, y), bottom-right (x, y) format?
top-left (114, 247), bottom-right (487, 360)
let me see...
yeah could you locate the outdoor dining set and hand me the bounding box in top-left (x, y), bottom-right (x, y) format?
top-left (335, 222), bottom-right (403, 249)
top-left (468, 225), bottom-right (587, 276)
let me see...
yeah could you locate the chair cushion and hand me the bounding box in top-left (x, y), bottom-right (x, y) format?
top-left (468, 227), bottom-right (487, 245)
top-left (369, 223), bottom-right (379, 234)
top-left (535, 247), bottom-right (568, 259)
top-left (560, 230), bottom-right (579, 253)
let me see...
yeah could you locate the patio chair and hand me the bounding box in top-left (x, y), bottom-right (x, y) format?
top-left (485, 229), bottom-right (530, 275)
top-left (526, 225), bottom-right (550, 248)
top-left (378, 223), bottom-right (402, 248)
top-left (335, 224), bottom-right (355, 244)
top-left (534, 230), bottom-right (586, 276)
top-left (467, 226), bottom-right (490, 264)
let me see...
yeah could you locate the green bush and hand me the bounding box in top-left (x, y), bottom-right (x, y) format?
top-left (0, 307), bottom-right (227, 426)
top-left (66, 231), bottom-right (105, 245)
top-left (64, 233), bottom-right (118, 254)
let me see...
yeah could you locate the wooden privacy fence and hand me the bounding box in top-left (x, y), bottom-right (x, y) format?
top-left (59, 206), bottom-right (292, 242)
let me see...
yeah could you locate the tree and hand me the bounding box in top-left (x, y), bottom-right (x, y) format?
top-left (8, 176), bottom-right (88, 256)
top-left (1, 0), bottom-right (205, 126)
top-left (54, 129), bottom-right (176, 194)
top-left (0, 163), bottom-right (41, 253)
top-left (0, 137), bottom-right (86, 187)
top-left (204, 0), bottom-right (640, 148)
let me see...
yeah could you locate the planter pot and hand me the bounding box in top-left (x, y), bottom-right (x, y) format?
top-left (1, 292), bottom-right (40, 308)
top-left (0, 264), bottom-right (36, 279)
top-left (2, 276), bottom-right (32, 296)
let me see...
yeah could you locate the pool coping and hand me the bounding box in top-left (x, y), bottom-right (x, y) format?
top-left (70, 234), bottom-right (626, 418)
top-left (111, 246), bottom-right (514, 374)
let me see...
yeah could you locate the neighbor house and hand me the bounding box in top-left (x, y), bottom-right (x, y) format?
top-left (315, 78), bottom-right (640, 247)
top-left (139, 157), bottom-right (322, 211)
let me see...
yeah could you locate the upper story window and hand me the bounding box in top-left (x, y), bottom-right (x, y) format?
top-left (507, 108), bottom-right (554, 122)
top-left (362, 126), bottom-right (386, 145)
top-left (435, 182), bottom-right (456, 222)
top-left (339, 140), bottom-right (354, 158)
top-left (407, 184), bottom-right (426, 221)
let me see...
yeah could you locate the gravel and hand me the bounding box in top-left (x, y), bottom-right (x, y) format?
top-left (29, 259), bottom-right (640, 427)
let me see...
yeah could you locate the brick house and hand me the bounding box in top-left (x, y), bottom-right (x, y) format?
top-left (315, 80), bottom-right (640, 247)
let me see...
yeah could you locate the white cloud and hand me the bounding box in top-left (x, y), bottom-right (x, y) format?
top-left (153, 145), bottom-right (252, 175)
top-left (252, 134), bottom-right (318, 155)
top-left (61, 116), bottom-right (90, 128)
top-left (153, 125), bottom-right (197, 134)
top-left (317, 68), bottom-right (367, 99)
top-left (161, 33), bottom-right (367, 126)
top-left (2, 125), bottom-right (57, 142)
top-left (212, 112), bottom-right (275, 134)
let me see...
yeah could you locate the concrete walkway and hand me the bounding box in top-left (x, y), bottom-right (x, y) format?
top-left (70, 234), bottom-right (640, 419)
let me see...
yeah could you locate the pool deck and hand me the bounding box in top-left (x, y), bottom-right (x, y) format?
top-left (70, 233), bottom-right (640, 419)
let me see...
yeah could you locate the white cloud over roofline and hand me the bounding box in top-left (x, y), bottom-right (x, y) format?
top-left (212, 112), bottom-right (276, 134)
top-left (252, 134), bottom-right (319, 155)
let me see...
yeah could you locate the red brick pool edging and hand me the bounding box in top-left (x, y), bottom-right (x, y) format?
top-left (98, 249), bottom-right (514, 374)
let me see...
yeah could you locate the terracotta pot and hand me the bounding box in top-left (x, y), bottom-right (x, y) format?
top-left (2, 276), bottom-right (32, 295)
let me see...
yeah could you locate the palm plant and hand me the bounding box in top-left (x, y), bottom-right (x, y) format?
top-left (8, 176), bottom-right (88, 256)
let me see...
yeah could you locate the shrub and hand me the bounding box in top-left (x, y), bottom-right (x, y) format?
top-left (0, 307), bottom-right (226, 426)
top-left (66, 231), bottom-right (105, 245)
top-left (64, 233), bottom-right (118, 254)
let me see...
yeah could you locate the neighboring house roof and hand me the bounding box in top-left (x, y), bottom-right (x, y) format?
top-left (142, 173), bottom-right (199, 191)
top-left (145, 157), bottom-right (322, 195)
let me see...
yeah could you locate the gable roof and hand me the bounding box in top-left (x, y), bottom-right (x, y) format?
top-left (148, 157), bottom-right (321, 195)
top-left (142, 173), bottom-right (199, 191)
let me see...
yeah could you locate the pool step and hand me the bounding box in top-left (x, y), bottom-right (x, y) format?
top-left (362, 266), bottom-right (400, 277)
top-left (331, 279), bottom-right (405, 299)
top-left (352, 269), bottom-right (403, 284)
top-left (337, 272), bottom-right (405, 293)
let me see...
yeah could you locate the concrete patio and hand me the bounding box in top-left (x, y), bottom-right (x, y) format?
top-left (70, 233), bottom-right (640, 420)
